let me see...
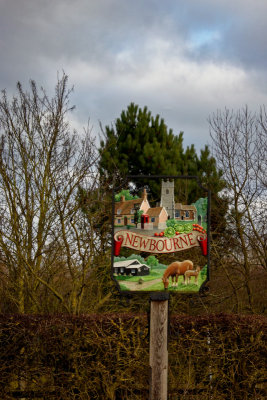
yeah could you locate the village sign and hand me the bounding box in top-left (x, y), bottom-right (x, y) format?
top-left (112, 175), bottom-right (210, 293)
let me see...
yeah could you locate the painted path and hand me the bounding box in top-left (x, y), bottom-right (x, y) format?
top-left (119, 278), bottom-right (163, 291)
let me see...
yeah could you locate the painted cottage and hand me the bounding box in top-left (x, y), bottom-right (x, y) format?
top-left (147, 207), bottom-right (168, 229)
top-left (114, 189), bottom-right (150, 227)
top-left (113, 259), bottom-right (150, 276)
top-left (174, 203), bottom-right (197, 221)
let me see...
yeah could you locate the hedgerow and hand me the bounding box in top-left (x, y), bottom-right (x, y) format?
top-left (0, 313), bottom-right (266, 399)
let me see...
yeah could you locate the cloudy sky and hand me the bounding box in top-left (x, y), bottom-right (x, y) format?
top-left (1, 0), bottom-right (267, 152)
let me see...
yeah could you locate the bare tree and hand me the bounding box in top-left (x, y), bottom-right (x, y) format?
top-left (0, 74), bottom-right (101, 313)
top-left (209, 106), bottom-right (267, 312)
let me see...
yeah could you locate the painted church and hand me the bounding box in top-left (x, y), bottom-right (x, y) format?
top-left (114, 180), bottom-right (197, 229)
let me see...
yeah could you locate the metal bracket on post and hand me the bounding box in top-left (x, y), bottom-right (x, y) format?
top-left (150, 292), bottom-right (170, 302)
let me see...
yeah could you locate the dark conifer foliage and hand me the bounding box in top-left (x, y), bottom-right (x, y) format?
top-left (99, 102), bottom-right (183, 199)
top-left (99, 102), bottom-right (225, 204)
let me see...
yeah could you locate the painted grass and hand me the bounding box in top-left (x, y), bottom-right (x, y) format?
top-left (145, 271), bottom-right (207, 292)
top-left (117, 283), bottom-right (129, 291)
top-left (115, 270), bottom-right (162, 283)
top-left (115, 266), bottom-right (208, 292)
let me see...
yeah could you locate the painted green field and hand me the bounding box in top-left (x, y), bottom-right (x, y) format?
top-left (115, 268), bottom-right (163, 283)
top-left (145, 270), bottom-right (207, 292)
top-left (115, 265), bottom-right (207, 292)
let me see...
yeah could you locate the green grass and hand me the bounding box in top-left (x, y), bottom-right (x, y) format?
top-left (147, 279), bottom-right (204, 292)
top-left (138, 267), bottom-right (207, 292)
top-left (154, 264), bottom-right (167, 270)
top-left (115, 270), bottom-right (161, 282)
top-left (118, 284), bottom-right (129, 291)
top-left (115, 263), bottom-right (208, 292)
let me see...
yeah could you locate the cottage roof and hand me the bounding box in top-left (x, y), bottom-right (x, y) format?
top-left (114, 259), bottom-right (141, 268)
top-left (175, 203), bottom-right (197, 211)
top-left (115, 198), bottom-right (143, 215)
top-left (146, 207), bottom-right (167, 217)
top-left (125, 264), bottom-right (150, 270)
top-left (114, 259), bottom-right (150, 270)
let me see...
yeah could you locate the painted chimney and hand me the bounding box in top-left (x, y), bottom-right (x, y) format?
top-left (142, 188), bottom-right (147, 201)
top-left (121, 195), bottom-right (125, 202)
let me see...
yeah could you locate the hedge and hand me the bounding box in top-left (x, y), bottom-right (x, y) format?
top-left (0, 313), bottom-right (266, 399)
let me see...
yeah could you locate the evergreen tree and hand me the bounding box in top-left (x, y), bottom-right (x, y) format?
top-left (99, 103), bottom-right (184, 199)
top-left (99, 103), bottom-right (224, 205)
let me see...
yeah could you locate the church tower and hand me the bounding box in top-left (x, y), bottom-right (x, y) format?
top-left (160, 179), bottom-right (175, 219)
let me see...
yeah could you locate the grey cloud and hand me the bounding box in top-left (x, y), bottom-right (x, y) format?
top-left (1, 0), bottom-right (267, 152)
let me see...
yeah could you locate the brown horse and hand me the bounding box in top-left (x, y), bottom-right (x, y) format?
top-left (162, 260), bottom-right (193, 289)
top-left (185, 266), bottom-right (201, 285)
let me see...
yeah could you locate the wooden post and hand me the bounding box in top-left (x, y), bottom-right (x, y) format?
top-left (149, 292), bottom-right (169, 400)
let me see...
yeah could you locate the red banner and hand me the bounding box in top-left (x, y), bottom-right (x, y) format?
top-left (114, 230), bottom-right (206, 254)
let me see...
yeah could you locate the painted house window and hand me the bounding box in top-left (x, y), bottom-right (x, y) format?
top-left (151, 217), bottom-right (155, 222)
top-left (175, 210), bottom-right (180, 218)
top-left (131, 218), bottom-right (134, 223)
top-left (185, 211), bottom-right (189, 218)
top-left (117, 209), bottom-right (121, 215)
top-left (131, 269), bottom-right (136, 274)
top-left (117, 219), bottom-right (121, 224)
top-left (120, 268), bottom-right (124, 273)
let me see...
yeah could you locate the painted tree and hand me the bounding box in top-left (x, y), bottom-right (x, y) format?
top-left (114, 189), bottom-right (139, 202)
top-left (146, 255), bottom-right (159, 268)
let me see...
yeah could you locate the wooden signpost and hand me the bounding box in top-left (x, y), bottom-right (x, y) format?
top-left (112, 176), bottom-right (210, 399)
top-left (149, 292), bottom-right (169, 400)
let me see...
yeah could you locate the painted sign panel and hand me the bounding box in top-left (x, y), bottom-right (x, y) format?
top-left (112, 176), bottom-right (210, 293)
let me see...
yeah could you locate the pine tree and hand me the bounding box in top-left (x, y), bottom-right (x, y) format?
top-left (99, 103), bottom-right (184, 198)
top-left (99, 103), bottom-right (224, 205)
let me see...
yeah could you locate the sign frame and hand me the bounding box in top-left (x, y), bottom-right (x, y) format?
top-left (111, 175), bottom-right (211, 295)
